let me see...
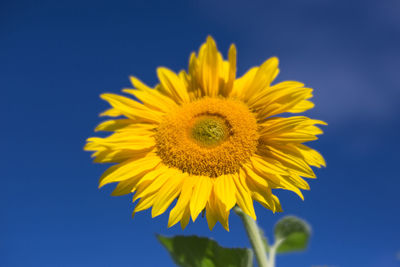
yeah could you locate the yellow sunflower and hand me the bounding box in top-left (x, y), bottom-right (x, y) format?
top-left (85, 36), bottom-right (326, 231)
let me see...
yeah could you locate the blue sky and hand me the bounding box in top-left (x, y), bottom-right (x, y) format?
top-left (1, 0), bottom-right (399, 266)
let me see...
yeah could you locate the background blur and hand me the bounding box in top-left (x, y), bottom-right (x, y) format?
top-left (2, 0), bottom-right (399, 266)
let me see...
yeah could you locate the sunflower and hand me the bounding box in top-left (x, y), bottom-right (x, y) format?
top-left (85, 36), bottom-right (326, 231)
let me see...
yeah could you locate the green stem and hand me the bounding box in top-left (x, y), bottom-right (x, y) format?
top-left (268, 245), bottom-right (276, 267)
top-left (234, 207), bottom-right (269, 267)
top-left (267, 240), bottom-right (281, 267)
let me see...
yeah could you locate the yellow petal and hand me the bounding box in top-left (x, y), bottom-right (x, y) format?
top-left (270, 177), bottom-right (304, 200)
top-left (152, 173), bottom-right (185, 218)
top-left (111, 176), bottom-right (141, 196)
top-left (234, 173), bottom-right (256, 220)
top-left (205, 196), bottom-right (218, 230)
top-left (259, 116), bottom-right (311, 136)
top-left (92, 149), bottom-right (152, 164)
top-left (262, 142), bottom-right (325, 171)
top-left (190, 176), bottom-right (213, 222)
top-left (99, 108), bottom-right (123, 117)
top-left (94, 119), bottom-right (134, 132)
top-left (247, 80), bottom-right (314, 118)
top-left (252, 190), bottom-right (277, 212)
top-left (180, 204), bottom-right (191, 230)
top-left (100, 93), bottom-right (163, 123)
top-left (230, 67), bottom-right (258, 99)
top-left (245, 161), bottom-right (283, 187)
top-left (213, 174), bottom-right (237, 211)
top-left (284, 173), bottom-right (310, 190)
top-left (251, 155), bottom-right (289, 176)
top-left (134, 165), bottom-right (169, 189)
top-left (259, 116), bottom-right (325, 143)
top-left (187, 52), bottom-right (202, 98)
top-left (134, 193), bottom-right (157, 212)
top-left (157, 67), bottom-right (190, 103)
top-left (262, 145), bottom-right (316, 178)
top-left (86, 143), bottom-right (154, 159)
top-left (257, 89), bottom-right (313, 118)
top-left (98, 154), bottom-right (161, 188)
top-left (293, 144), bottom-right (326, 167)
top-left (220, 44), bottom-right (237, 96)
top-left (288, 100), bottom-right (315, 113)
top-left (244, 57), bottom-right (279, 101)
top-left (272, 195), bottom-right (283, 212)
top-left (216, 204), bottom-right (230, 231)
top-left (168, 176), bottom-right (196, 228)
top-left (243, 164), bottom-right (271, 189)
top-left (132, 171), bottom-right (170, 202)
top-left (247, 81), bottom-right (305, 109)
top-left (86, 131), bottom-right (155, 150)
top-left (129, 76), bottom-right (153, 91)
top-left (123, 88), bottom-right (177, 114)
top-left (206, 189), bottom-right (230, 231)
top-left (197, 36), bottom-right (222, 97)
top-left (242, 167), bottom-right (277, 212)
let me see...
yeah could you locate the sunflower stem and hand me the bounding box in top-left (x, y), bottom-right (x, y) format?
top-left (268, 241), bottom-right (279, 267)
top-left (234, 206), bottom-right (270, 267)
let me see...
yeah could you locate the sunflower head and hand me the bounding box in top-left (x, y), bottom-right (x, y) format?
top-left (85, 36), bottom-right (326, 231)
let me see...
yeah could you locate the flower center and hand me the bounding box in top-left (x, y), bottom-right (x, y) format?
top-left (191, 116), bottom-right (228, 147)
top-left (155, 97), bottom-right (259, 177)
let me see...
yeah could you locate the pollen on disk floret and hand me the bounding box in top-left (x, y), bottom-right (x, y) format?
top-left (155, 97), bottom-right (259, 177)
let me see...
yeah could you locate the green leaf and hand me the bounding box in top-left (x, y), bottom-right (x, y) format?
top-left (157, 235), bottom-right (253, 267)
top-left (274, 216), bottom-right (311, 254)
